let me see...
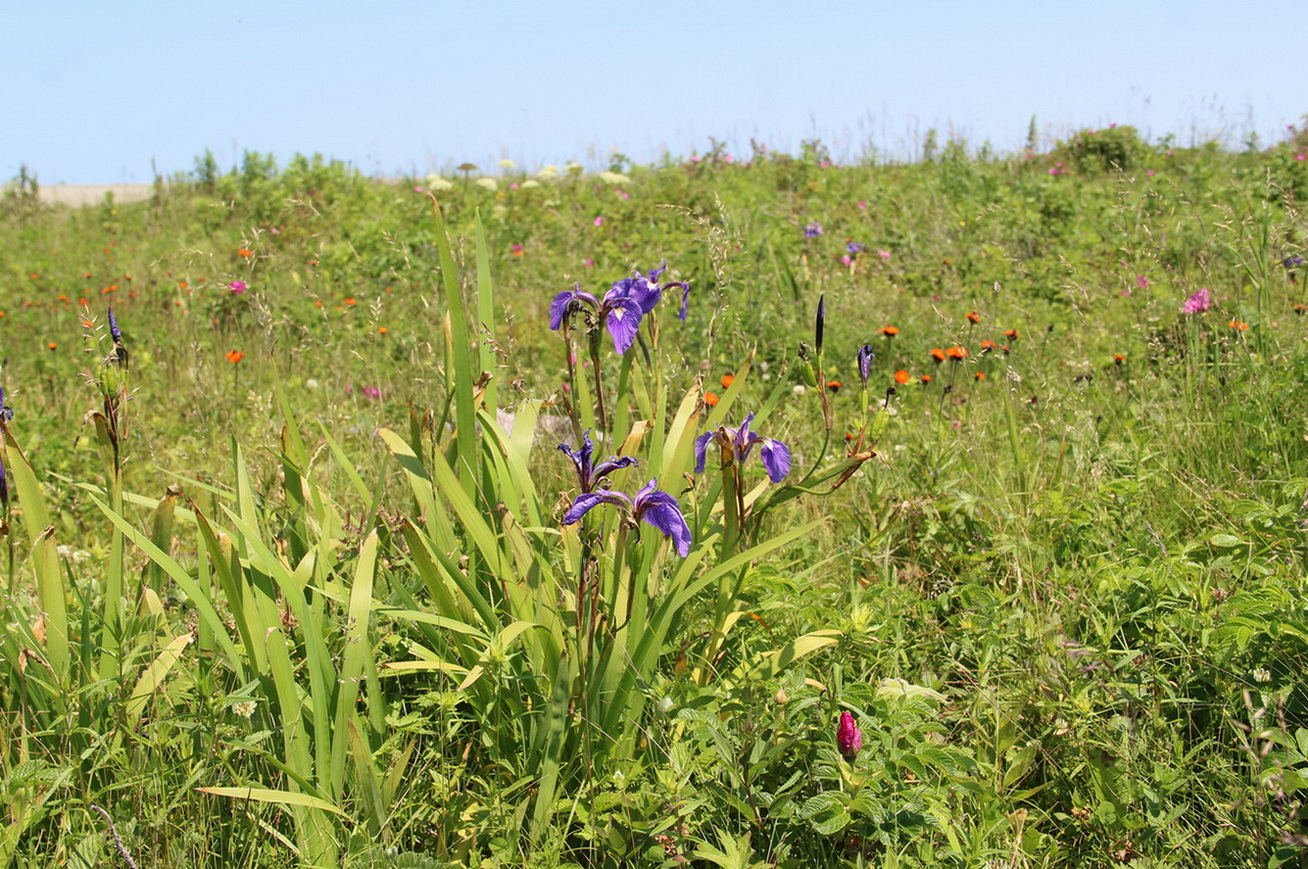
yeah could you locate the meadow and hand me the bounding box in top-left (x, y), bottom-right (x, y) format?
top-left (1, 124), bottom-right (1307, 868)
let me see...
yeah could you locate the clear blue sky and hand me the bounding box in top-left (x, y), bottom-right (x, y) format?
top-left (4, 0), bottom-right (1303, 184)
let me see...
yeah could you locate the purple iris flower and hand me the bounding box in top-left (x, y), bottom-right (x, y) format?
top-left (846, 241), bottom-right (866, 255)
top-left (562, 479), bottom-right (692, 557)
top-left (0, 388), bottom-right (12, 423)
top-left (108, 307), bottom-right (123, 344)
top-left (804, 221), bottom-right (824, 238)
top-left (559, 431), bottom-right (637, 493)
top-left (857, 344), bottom-right (875, 388)
top-left (550, 262), bottom-right (691, 355)
top-left (633, 260), bottom-right (691, 321)
top-left (694, 412), bottom-right (791, 483)
top-left (549, 283), bottom-right (600, 332)
top-left (1282, 256), bottom-right (1304, 268)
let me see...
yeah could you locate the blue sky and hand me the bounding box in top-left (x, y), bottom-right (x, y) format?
top-left (4, 0), bottom-right (1302, 184)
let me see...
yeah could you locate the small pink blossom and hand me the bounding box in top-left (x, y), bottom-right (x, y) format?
top-left (1296, 154), bottom-right (1306, 162)
top-left (857, 201), bottom-right (868, 210)
top-left (413, 185), bottom-right (424, 193)
top-left (228, 280), bottom-right (247, 295)
top-left (1136, 275), bottom-right (1150, 289)
top-left (840, 254), bottom-right (853, 266)
top-left (593, 216), bottom-right (604, 227)
top-left (877, 249), bottom-right (891, 261)
top-left (837, 711), bottom-right (862, 760)
top-left (583, 257), bottom-right (595, 268)
top-left (509, 182), bottom-right (520, 190)
top-left (1183, 287), bottom-right (1212, 314)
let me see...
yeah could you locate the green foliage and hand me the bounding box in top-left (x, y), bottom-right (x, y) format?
top-left (1, 133), bottom-right (1307, 866)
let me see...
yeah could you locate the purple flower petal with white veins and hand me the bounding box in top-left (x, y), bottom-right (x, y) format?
top-left (562, 489), bottom-right (632, 525)
top-left (759, 439), bottom-right (791, 483)
top-left (633, 480), bottom-right (692, 556)
top-left (604, 296), bottom-right (644, 354)
top-left (550, 284), bottom-right (598, 331)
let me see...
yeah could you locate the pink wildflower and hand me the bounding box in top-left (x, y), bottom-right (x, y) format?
top-left (837, 711), bottom-right (862, 760)
top-left (1183, 287), bottom-right (1212, 314)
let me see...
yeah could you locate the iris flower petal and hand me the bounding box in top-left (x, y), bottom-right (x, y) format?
top-left (759, 439), bottom-right (792, 483)
top-left (562, 489), bottom-right (631, 525)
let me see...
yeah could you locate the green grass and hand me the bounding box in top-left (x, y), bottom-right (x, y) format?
top-left (1, 125), bottom-right (1307, 867)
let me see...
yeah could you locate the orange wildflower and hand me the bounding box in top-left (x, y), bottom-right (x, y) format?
top-left (314, 300), bottom-right (324, 308)
top-left (1114, 354), bottom-right (1126, 364)
top-left (47, 342), bottom-right (57, 350)
top-left (720, 373), bottom-right (735, 389)
top-left (880, 325), bottom-right (899, 337)
top-left (226, 351), bottom-right (245, 364)
top-left (378, 327), bottom-right (389, 334)
top-left (1003, 329), bottom-right (1019, 339)
top-left (893, 369), bottom-right (910, 384)
top-left (930, 347), bottom-right (946, 363)
top-left (703, 391), bottom-right (719, 406)
top-left (965, 311), bottom-right (981, 323)
top-left (919, 374), bottom-right (932, 384)
top-left (58, 294), bottom-right (70, 303)
top-left (975, 371), bottom-right (986, 381)
top-left (179, 281), bottom-right (188, 289)
top-left (826, 380), bottom-right (843, 393)
top-left (980, 339), bottom-right (997, 352)
top-left (238, 248), bottom-right (253, 257)
top-left (945, 346), bottom-right (969, 360)
top-left (1228, 319), bottom-right (1248, 331)
top-left (344, 298), bottom-right (357, 306)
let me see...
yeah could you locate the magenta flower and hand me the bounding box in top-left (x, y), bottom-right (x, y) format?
top-left (228, 280), bottom-right (247, 295)
top-left (593, 216), bottom-right (604, 227)
top-left (1182, 287), bottom-right (1212, 314)
top-left (837, 711), bottom-right (862, 760)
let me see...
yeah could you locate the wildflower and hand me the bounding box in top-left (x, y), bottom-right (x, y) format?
top-left (694, 412), bottom-right (791, 483)
top-left (945, 346), bottom-right (969, 360)
top-left (920, 374), bottom-right (932, 385)
top-left (1114, 354), bottom-right (1125, 365)
top-left (562, 479), bottom-right (692, 557)
top-left (804, 221), bottom-right (823, 238)
top-left (238, 248), bottom-right (253, 258)
top-left (107, 307), bottom-right (128, 368)
top-left (1003, 329), bottom-right (1020, 340)
top-left (930, 347), bottom-right (946, 363)
top-left (475, 177), bottom-right (498, 192)
top-left (593, 216), bottom-right (604, 227)
top-left (0, 388), bottom-right (14, 422)
top-left (837, 711), bottom-right (862, 760)
top-left (46, 342), bottom-right (57, 351)
top-left (965, 311), bottom-right (981, 324)
top-left (704, 392), bottom-right (719, 406)
top-left (826, 380), bottom-right (842, 393)
top-left (846, 241), bottom-right (865, 255)
top-left (975, 372), bottom-right (986, 381)
top-left (894, 369), bottom-right (910, 384)
top-left (1295, 304), bottom-right (1307, 315)
top-left (378, 327), bottom-right (389, 334)
top-left (720, 374), bottom-right (735, 390)
top-left (1136, 275), bottom-right (1150, 290)
top-left (559, 431), bottom-right (637, 494)
top-left (511, 244), bottom-right (524, 257)
top-left (1228, 319), bottom-right (1249, 331)
top-left (344, 298), bottom-right (357, 307)
top-left (877, 249), bottom-right (891, 260)
top-left (880, 325), bottom-right (899, 337)
top-left (226, 351), bottom-right (245, 363)
top-left (857, 344), bottom-right (875, 387)
top-left (228, 280), bottom-right (246, 295)
top-left (1182, 288), bottom-right (1211, 314)
top-left (815, 295), bottom-right (825, 355)
top-left (980, 339), bottom-right (997, 353)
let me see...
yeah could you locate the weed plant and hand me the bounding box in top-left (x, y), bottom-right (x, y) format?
top-left (1, 125), bottom-right (1307, 867)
